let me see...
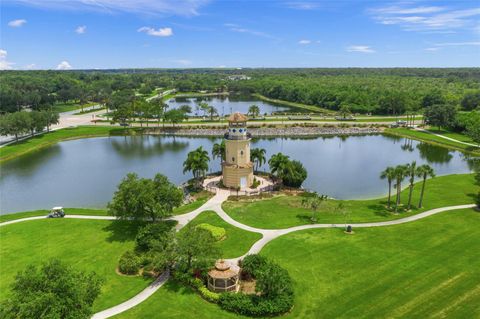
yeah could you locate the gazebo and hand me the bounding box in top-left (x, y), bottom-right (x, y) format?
top-left (207, 260), bottom-right (240, 293)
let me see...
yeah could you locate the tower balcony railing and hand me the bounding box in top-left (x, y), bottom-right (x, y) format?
top-left (224, 132), bottom-right (252, 140)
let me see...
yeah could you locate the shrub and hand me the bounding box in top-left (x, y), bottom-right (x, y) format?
top-left (199, 286), bottom-right (220, 303)
top-left (219, 254), bottom-right (294, 316)
top-left (135, 222), bottom-right (174, 252)
top-left (281, 160), bottom-right (308, 188)
top-left (118, 250), bottom-right (141, 275)
top-left (196, 223), bottom-right (226, 241)
top-left (251, 178), bottom-right (260, 189)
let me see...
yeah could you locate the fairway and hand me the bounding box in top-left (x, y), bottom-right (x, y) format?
top-left (0, 218), bottom-right (151, 312)
top-left (223, 174), bottom-right (477, 229)
top-left (113, 208), bottom-right (480, 318)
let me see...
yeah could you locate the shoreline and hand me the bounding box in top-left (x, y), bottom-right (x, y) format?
top-left (145, 126), bottom-right (382, 137)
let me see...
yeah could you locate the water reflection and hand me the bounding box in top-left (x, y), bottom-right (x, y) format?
top-left (0, 134), bottom-right (473, 214)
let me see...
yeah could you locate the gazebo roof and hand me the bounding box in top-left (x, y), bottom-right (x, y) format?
top-left (208, 260), bottom-right (240, 279)
top-left (228, 112), bottom-right (248, 123)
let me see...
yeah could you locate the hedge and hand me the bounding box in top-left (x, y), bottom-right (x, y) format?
top-left (196, 223), bottom-right (226, 241)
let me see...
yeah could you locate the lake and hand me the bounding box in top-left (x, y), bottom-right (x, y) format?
top-left (0, 134), bottom-right (474, 214)
top-left (166, 95), bottom-right (291, 116)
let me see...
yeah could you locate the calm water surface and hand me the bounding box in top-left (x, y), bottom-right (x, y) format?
top-left (167, 95), bottom-right (291, 115)
top-left (0, 135), bottom-right (474, 214)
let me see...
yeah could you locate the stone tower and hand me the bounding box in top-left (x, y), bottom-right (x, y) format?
top-left (222, 112), bottom-right (254, 189)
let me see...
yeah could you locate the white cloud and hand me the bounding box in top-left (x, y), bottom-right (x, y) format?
top-left (8, 19), bottom-right (27, 27)
top-left (0, 49), bottom-right (15, 70)
top-left (369, 4), bottom-right (480, 32)
top-left (424, 47), bottom-right (439, 52)
top-left (172, 59), bottom-right (192, 66)
top-left (56, 61), bottom-right (72, 70)
top-left (24, 63), bottom-right (37, 69)
top-left (284, 2), bottom-right (321, 10)
top-left (75, 25), bottom-right (87, 34)
top-left (225, 23), bottom-right (278, 40)
top-left (138, 26), bottom-right (173, 37)
top-left (4, 0), bottom-right (209, 16)
top-left (298, 39), bottom-right (311, 45)
top-left (346, 45), bottom-right (375, 53)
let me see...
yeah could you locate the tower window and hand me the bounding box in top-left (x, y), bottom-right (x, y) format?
top-left (232, 157), bottom-right (235, 162)
top-left (240, 150), bottom-right (244, 156)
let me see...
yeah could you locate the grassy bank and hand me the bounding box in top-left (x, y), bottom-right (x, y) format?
top-left (385, 128), bottom-right (479, 155)
top-left (0, 218), bottom-right (152, 312)
top-left (253, 93), bottom-right (334, 114)
top-left (0, 126), bottom-right (144, 163)
top-left (0, 208), bottom-right (108, 223)
top-left (54, 101), bottom-right (96, 113)
top-left (222, 174), bottom-right (477, 229)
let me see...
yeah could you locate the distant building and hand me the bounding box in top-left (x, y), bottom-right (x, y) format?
top-left (222, 112), bottom-right (254, 189)
top-left (227, 74), bottom-right (251, 81)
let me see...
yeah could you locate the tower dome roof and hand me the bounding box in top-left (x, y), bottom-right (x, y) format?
top-left (228, 112), bottom-right (248, 122)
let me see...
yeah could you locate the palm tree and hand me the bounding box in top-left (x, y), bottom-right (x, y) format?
top-left (394, 165), bottom-right (408, 213)
top-left (211, 141), bottom-right (225, 168)
top-left (380, 166), bottom-right (395, 208)
top-left (208, 106), bottom-right (218, 121)
top-left (248, 104), bottom-right (260, 118)
top-left (183, 147), bottom-right (210, 186)
top-left (251, 148), bottom-right (266, 172)
top-left (268, 153), bottom-right (290, 177)
top-left (301, 192), bottom-right (328, 223)
top-left (415, 164), bottom-right (435, 208)
top-left (406, 161), bottom-right (417, 210)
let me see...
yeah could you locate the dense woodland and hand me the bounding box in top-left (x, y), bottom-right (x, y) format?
top-left (1, 68), bottom-right (479, 114)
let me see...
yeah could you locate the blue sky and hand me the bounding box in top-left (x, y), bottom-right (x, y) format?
top-left (1, 0), bottom-right (479, 69)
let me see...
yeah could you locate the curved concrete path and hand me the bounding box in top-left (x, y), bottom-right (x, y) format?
top-left (0, 193), bottom-right (475, 318)
top-left (416, 128), bottom-right (479, 148)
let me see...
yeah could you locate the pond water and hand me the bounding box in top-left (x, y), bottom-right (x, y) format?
top-left (0, 134), bottom-right (475, 214)
top-left (166, 95), bottom-right (291, 116)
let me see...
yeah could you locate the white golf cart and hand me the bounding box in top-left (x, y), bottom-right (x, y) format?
top-left (47, 207), bottom-right (65, 218)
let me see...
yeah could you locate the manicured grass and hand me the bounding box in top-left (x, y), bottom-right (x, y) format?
top-left (0, 207), bottom-right (108, 223)
top-left (114, 208), bottom-right (480, 318)
top-left (426, 128), bottom-right (475, 144)
top-left (183, 210), bottom-right (262, 259)
top-left (113, 280), bottom-right (242, 319)
top-left (172, 191), bottom-right (213, 215)
top-left (253, 93), bottom-right (333, 114)
top-left (222, 174), bottom-right (477, 229)
top-left (0, 126), bottom-right (144, 163)
top-left (385, 128), bottom-right (480, 155)
top-left (0, 218), bottom-right (151, 312)
top-left (54, 102), bottom-right (96, 113)
top-left (261, 208), bottom-right (480, 318)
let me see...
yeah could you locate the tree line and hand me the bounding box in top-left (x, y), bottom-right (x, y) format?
top-left (0, 110), bottom-right (59, 142)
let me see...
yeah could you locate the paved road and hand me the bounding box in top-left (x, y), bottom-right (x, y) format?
top-left (0, 192), bottom-right (475, 318)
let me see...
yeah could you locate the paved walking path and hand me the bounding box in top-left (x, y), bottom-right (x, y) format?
top-left (0, 192), bottom-right (476, 318)
top-left (415, 128), bottom-right (478, 147)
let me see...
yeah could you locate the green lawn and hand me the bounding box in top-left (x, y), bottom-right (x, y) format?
top-left (426, 128), bottom-right (476, 144)
top-left (0, 218), bottom-right (151, 312)
top-left (53, 102), bottom-right (96, 113)
top-left (114, 208), bottom-right (480, 318)
top-left (182, 210), bottom-right (262, 259)
top-left (261, 208), bottom-right (480, 318)
top-left (0, 207), bottom-right (108, 223)
top-left (0, 126), bottom-right (144, 163)
top-left (385, 128), bottom-right (480, 155)
top-left (172, 191), bottom-right (213, 215)
top-left (222, 174), bottom-right (477, 229)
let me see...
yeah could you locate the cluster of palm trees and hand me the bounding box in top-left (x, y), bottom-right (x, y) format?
top-left (211, 141), bottom-right (267, 172)
top-left (183, 146), bottom-right (210, 187)
top-left (380, 161), bottom-right (435, 213)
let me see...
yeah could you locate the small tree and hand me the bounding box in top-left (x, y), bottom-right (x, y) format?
top-left (108, 173), bottom-right (183, 222)
top-left (416, 164), bottom-right (435, 208)
top-left (251, 147), bottom-right (266, 172)
top-left (176, 224), bottom-right (221, 272)
top-left (380, 166), bottom-right (395, 208)
top-left (248, 104), bottom-right (260, 118)
top-left (335, 202), bottom-right (350, 230)
top-left (164, 109), bottom-right (186, 127)
top-left (394, 165), bottom-right (408, 213)
top-left (406, 161), bottom-right (417, 210)
top-left (183, 146), bottom-right (210, 186)
top-left (0, 259), bottom-right (103, 319)
top-left (423, 104), bottom-right (457, 129)
top-left (281, 160), bottom-right (308, 188)
top-left (302, 192), bottom-right (328, 223)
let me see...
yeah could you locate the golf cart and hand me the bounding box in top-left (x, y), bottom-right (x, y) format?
top-left (47, 207), bottom-right (65, 218)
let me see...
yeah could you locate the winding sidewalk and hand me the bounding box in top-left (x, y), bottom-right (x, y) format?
top-left (0, 194), bottom-right (476, 318)
top-left (415, 128), bottom-right (478, 147)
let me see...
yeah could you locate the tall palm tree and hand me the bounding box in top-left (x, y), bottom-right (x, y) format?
top-left (208, 106), bottom-right (218, 121)
top-left (248, 104), bottom-right (260, 118)
top-left (183, 147), bottom-right (210, 185)
top-left (406, 161), bottom-right (417, 210)
top-left (394, 164), bottom-right (408, 213)
top-left (416, 164), bottom-right (435, 208)
top-left (380, 166), bottom-right (395, 208)
top-left (268, 153), bottom-right (290, 177)
top-left (211, 141), bottom-right (225, 168)
top-left (251, 148), bottom-right (267, 172)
